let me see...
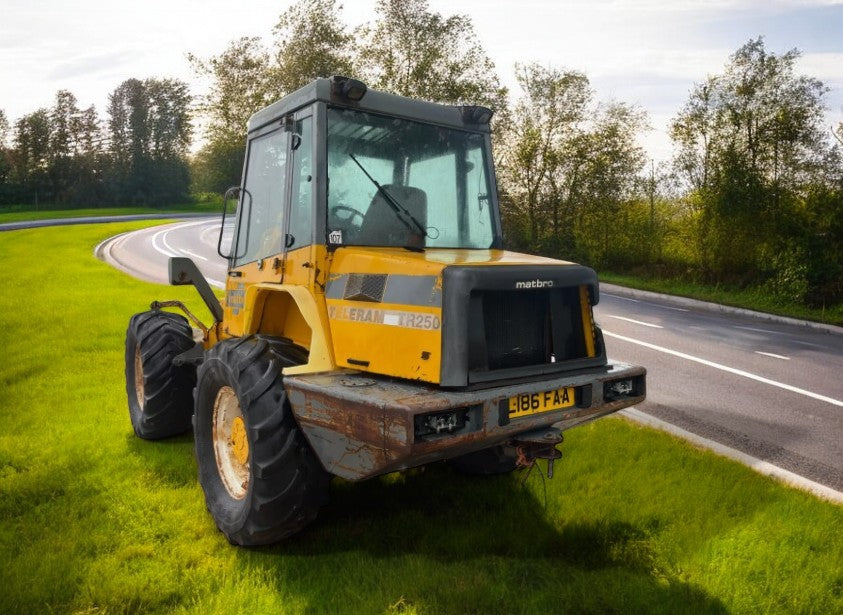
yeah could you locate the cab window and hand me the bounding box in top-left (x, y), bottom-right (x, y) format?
top-left (233, 129), bottom-right (289, 267)
top-left (325, 107), bottom-right (495, 249)
top-left (288, 116), bottom-right (313, 249)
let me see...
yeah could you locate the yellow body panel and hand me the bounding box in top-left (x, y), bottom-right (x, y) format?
top-left (328, 247), bottom-right (572, 271)
top-left (223, 244), bottom-right (324, 337)
top-left (221, 245), bottom-right (335, 375)
top-left (326, 298), bottom-right (442, 381)
top-left (579, 285), bottom-right (597, 358)
top-left (326, 247), bottom-right (447, 382)
top-left (221, 243), bottom-right (595, 383)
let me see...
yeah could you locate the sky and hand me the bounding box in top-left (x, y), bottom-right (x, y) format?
top-left (2, 0), bottom-right (842, 163)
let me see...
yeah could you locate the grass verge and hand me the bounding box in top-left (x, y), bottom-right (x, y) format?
top-left (0, 223), bottom-right (841, 613)
top-left (600, 271), bottom-right (843, 327)
top-left (0, 201), bottom-right (221, 224)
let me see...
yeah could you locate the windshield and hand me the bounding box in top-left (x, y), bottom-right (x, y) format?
top-left (327, 107), bottom-right (495, 249)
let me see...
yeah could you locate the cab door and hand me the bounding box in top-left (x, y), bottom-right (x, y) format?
top-left (221, 113), bottom-right (316, 335)
top-left (281, 113), bottom-right (315, 288)
top-left (222, 123), bottom-right (292, 332)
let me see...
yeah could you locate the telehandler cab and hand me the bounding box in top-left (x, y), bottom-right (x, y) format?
top-left (125, 76), bottom-right (646, 545)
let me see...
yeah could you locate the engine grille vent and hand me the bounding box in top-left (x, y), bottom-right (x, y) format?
top-left (344, 274), bottom-right (388, 303)
top-left (482, 290), bottom-right (548, 369)
top-left (469, 287), bottom-right (589, 373)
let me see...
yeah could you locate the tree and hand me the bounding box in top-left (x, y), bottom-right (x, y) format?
top-left (273, 0), bottom-right (354, 92)
top-left (189, 37), bottom-right (275, 147)
top-left (496, 64), bottom-right (591, 249)
top-left (69, 104), bottom-right (106, 205)
top-left (107, 78), bottom-right (193, 205)
top-left (0, 109), bottom-right (8, 147)
top-left (146, 79), bottom-right (192, 158)
top-left (496, 63), bottom-right (646, 265)
top-left (0, 110), bottom-right (12, 202)
top-left (48, 90), bottom-right (81, 203)
top-left (11, 109), bottom-right (51, 205)
top-left (1, 93), bottom-right (107, 207)
top-left (574, 102), bottom-right (647, 266)
top-left (671, 81), bottom-right (717, 192)
top-left (833, 122), bottom-right (843, 148)
top-left (190, 0), bottom-right (356, 192)
top-left (358, 0), bottom-right (506, 106)
top-left (670, 38), bottom-right (835, 285)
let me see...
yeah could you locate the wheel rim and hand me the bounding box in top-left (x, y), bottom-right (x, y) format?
top-left (212, 386), bottom-right (250, 500)
top-left (134, 345), bottom-right (144, 410)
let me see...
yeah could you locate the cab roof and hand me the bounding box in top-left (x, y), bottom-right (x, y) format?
top-left (247, 77), bottom-right (493, 135)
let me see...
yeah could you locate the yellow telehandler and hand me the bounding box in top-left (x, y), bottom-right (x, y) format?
top-left (125, 77), bottom-right (646, 545)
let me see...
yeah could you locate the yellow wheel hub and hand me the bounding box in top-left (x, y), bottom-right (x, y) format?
top-left (230, 416), bottom-right (249, 466)
top-left (212, 386), bottom-right (250, 500)
top-left (134, 345), bottom-right (145, 410)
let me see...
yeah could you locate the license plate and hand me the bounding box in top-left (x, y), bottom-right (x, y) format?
top-left (509, 387), bottom-right (575, 418)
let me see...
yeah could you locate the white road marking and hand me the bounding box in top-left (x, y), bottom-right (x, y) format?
top-left (621, 408), bottom-right (843, 504)
top-left (605, 315), bottom-right (663, 329)
top-left (162, 228), bottom-right (181, 255)
top-left (200, 224), bottom-right (221, 246)
top-left (604, 293), bottom-right (639, 303)
top-left (604, 293), bottom-right (689, 312)
top-left (735, 325), bottom-right (781, 335)
top-left (793, 340), bottom-right (828, 350)
top-left (175, 218), bottom-right (219, 230)
top-left (181, 249), bottom-right (208, 261)
top-left (151, 228), bottom-right (178, 257)
top-left (755, 351), bottom-right (790, 361)
top-left (152, 219), bottom-right (222, 259)
top-left (604, 330), bottom-right (843, 407)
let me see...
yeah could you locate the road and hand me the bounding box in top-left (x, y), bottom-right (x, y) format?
top-left (95, 217), bottom-right (229, 287)
top-left (0, 212), bottom-right (212, 232)
top-left (598, 292), bottom-right (842, 492)
top-left (97, 218), bottom-right (843, 494)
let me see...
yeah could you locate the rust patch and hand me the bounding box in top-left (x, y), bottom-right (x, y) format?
top-left (285, 362), bottom-right (645, 480)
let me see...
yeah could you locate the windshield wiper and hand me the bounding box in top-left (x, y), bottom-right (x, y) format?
top-left (348, 154), bottom-right (427, 238)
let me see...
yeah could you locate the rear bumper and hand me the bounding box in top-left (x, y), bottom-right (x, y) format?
top-left (284, 362), bottom-right (645, 480)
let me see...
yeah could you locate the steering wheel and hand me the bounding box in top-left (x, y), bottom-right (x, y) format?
top-left (330, 205), bottom-right (364, 226)
top-left (329, 204), bottom-right (365, 231)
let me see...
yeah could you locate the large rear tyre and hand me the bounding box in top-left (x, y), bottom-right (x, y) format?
top-left (194, 335), bottom-right (329, 546)
top-left (448, 445), bottom-right (518, 476)
top-left (125, 310), bottom-right (196, 439)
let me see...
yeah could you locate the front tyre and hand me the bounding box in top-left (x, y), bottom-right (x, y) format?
top-left (194, 336), bottom-right (329, 545)
top-left (125, 310), bottom-right (196, 439)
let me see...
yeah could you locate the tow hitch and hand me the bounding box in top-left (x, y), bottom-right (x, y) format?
top-left (512, 428), bottom-right (564, 479)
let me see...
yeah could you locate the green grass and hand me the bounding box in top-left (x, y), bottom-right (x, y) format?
top-left (0, 223), bottom-right (841, 613)
top-left (600, 271), bottom-right (843, 327)
top-left (0, 201), bottom-right (221, 223)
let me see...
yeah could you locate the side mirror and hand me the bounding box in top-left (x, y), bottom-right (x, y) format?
top-left (218, 186), bottom-right (250, 259)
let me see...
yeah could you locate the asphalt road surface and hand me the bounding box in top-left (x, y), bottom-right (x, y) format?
top-left (97, 218), bottom-right (843, 494)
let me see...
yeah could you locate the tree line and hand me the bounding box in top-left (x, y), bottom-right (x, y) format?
top-left (0, 79), bottom-right (192, 207)
top-left (0, 0), bottom-right (840, 307)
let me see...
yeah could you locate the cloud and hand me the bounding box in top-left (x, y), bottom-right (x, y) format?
top-left (798, 53), bottom-right (843, 83)
top-left (46, 50), bottom-right (137, 81)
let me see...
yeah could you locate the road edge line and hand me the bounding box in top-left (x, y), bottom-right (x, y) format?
top-left (94, 231), bottom-right (167, 285)
top-left (601, 283), bottom-right (842, 335)
top-left (604, 330), bottom-right (842, 407)
top-left (620, 407), bottom-right (843, 505)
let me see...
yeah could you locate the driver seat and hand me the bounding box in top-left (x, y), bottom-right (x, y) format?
top-left (357, 185), bottom-right (427, 247)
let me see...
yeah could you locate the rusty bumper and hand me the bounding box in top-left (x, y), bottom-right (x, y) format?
top-left (284, 362), bottom-right (646, 480)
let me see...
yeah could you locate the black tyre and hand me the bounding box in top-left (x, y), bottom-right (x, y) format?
top-left (193, 335), bottom-right (329, 546)
top-left (125, 310), bottom-right (197, 439)
top-left (448, 445), bottom-right (518, 475)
